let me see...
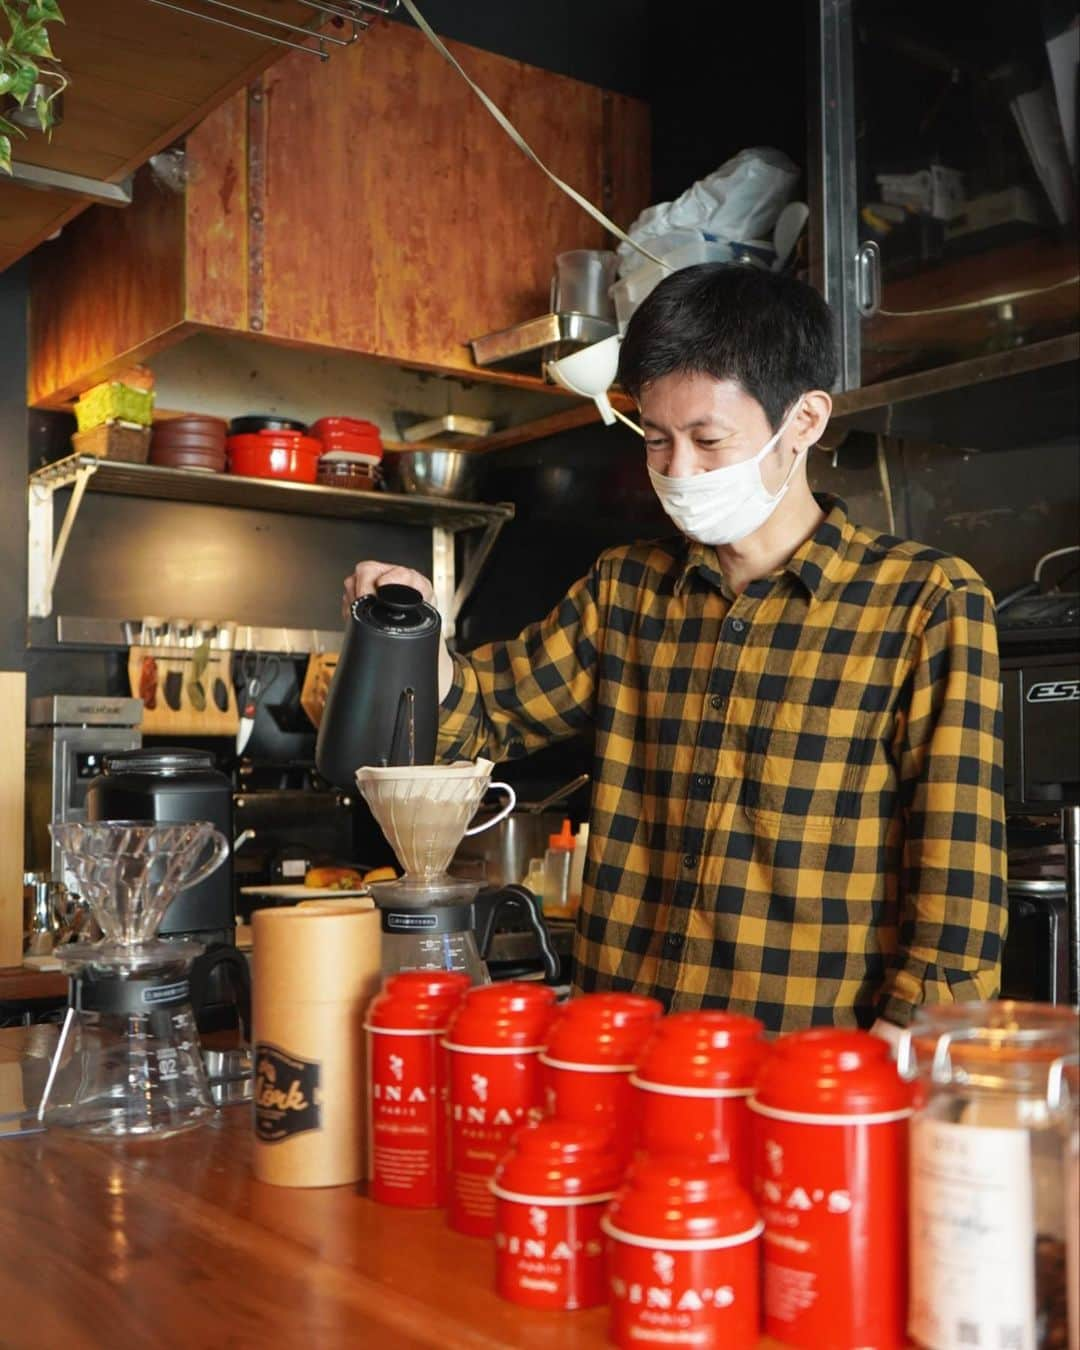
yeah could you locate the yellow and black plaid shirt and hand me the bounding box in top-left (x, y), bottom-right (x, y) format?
top-left (438, 496), bottom-right (1007, 1030)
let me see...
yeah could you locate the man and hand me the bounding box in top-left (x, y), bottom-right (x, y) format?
top-left (346, 264), bottom-right (1007, 1034)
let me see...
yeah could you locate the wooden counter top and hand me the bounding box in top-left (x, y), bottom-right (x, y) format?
top-left (0, 1027), bottom-right (792, 1349)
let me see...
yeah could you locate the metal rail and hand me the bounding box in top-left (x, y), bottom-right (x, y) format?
top-left (140, 0), bottom-right (399, 59)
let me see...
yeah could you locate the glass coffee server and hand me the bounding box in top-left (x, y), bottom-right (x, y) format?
top-left (38, 820), bottom-right (228, 1139)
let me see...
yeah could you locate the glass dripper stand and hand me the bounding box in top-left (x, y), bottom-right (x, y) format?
top-left (37, 820), bottom-right (229, 1139)
top-left (355, 760), bottom-right (516, 979)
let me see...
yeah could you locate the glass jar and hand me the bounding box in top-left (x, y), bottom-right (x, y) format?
top-left (1051, 1056), bottom-right (1080, 1350)
top-left (903, 1002), bottom-right (1080, 1350)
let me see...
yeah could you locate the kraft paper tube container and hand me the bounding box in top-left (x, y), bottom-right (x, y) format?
top-left (252, 903), bottom-right (382, 1188)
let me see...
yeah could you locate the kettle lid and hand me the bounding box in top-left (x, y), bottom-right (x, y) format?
top-left (355, 582), bottom-right (439, 635)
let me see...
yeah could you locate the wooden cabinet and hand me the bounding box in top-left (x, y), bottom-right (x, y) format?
top-left (29, 21), bottom-right (650, 407)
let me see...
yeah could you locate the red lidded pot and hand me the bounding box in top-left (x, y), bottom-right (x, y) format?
top-left (749, 1028), bottom-right (912, 1350)
top-left (632, 1011), bottom-right (766, 1189)
top-left (540, 993), bottom-right (663, 1167)
top-left (365, 970), bottom-right (471, 1208)
top-left (444, 981), bottom-right (558, 1237)
top-left (226, 430), bottom-right (323, 484)
top-left (308, 416), bottom-right (383, 460)
top-left (602, 1155), bottom-right (762, 1349)
top-left (492, 1118), bottom-right (620, 1310)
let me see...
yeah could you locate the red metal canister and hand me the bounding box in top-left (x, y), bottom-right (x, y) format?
top-left (749, 1028), bottom-right (913, 1350)
top-left (365, 970), bottom-right (471, 1208)
top-left (540, 993), bottom-right (664, 1167)
top-left (631, 1011), bottom-right (766, 1191)
top-left (491, 1119), bottom-right (620, 1310)
top-left (444, 981), bottom-right (558, 1237)
top-left (601, 1155), bottom-right (763, 1349)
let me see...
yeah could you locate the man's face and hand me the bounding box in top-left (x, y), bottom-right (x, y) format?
top-left (639, 371), bottom-right (786, 490)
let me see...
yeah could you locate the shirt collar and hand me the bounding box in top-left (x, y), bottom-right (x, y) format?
top-left (674, 495), bottom-right (852, 602)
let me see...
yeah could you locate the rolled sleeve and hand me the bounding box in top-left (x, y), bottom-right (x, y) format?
top-left (877, 580), bottom-right (1008, 1026)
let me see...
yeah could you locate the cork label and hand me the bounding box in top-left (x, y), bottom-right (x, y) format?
top-left (254, 1043), bottom-right (322, 1143)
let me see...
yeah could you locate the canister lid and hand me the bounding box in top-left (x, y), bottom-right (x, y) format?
top-left (492, 1119), bottom-right (620, 1200)
top-left (252, 904), bottom-right (382, 1005)
top-left (602, 1154), bottom-right (761, 1247)
top-left (444, 981), bottom-right (557, 1050)
top-left (542, 992), bottom-right (663, 1067)
top-left (634, 1010), bottom-right (766, 1093)
top-left (753, 1028), bottom-right (911, 1118)
top-left (909, 999), bottom-right (1080, 1071)
top-left (366, 970), bottom-right (472, 1031)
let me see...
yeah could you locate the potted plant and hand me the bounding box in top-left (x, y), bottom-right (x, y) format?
top-left (0, 0), bottom-right (67, 174)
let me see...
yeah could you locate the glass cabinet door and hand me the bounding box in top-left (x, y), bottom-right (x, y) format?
top-left (812, 0), bottom-right (1078, 391)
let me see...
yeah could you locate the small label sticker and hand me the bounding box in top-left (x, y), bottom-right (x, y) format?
top-left (254, 1043), bottom-right (322, 1143)
top-left (387, 912), bottom-right (439, 930)
top-left (141, 980), bottom-right (190, 1007)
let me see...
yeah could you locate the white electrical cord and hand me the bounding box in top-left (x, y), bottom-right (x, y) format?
top-left (398, 0), bottom-right (665, 269)
top-left (1033, 544), bottom-right (1080, 586)
top-left (877, 273), bottom-right (1079, 318)
top-left (875, 435), bottom-right (897, 535)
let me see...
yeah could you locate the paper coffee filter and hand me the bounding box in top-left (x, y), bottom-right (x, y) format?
top-left (355, 759), bottom-right (496, 880)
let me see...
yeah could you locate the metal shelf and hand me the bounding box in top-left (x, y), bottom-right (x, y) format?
top-left (27, 454), bottom-right (515, 640)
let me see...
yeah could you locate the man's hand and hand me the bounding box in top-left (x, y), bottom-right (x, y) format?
top-left (870, 1018), bottom-right (905, 1058)
top-left (343, 561), bottom-right (436, 619)
top-left (342, 560), bottom-right (454, 702)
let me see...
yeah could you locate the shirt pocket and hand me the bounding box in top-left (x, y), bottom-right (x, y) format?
top-left (741, 697), bottom-right (876, 838)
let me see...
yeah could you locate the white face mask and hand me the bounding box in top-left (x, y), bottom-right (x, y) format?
top-left (647, 402), bottom-right (808, 546)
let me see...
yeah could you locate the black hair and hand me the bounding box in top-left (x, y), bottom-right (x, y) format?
top-left (616, 263), bottom-right (839, 430)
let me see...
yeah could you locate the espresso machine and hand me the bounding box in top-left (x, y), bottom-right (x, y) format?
top-left (26, 695), bottom-right (143, 888)
top-left (998, 591), bottom-right (1080, 1005)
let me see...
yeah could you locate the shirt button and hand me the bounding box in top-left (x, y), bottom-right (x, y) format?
top-left (710, 694), bottom-right (726, 711)
top-left (664, 932), bottom-right (684, 954)
top-left (729, 617), bottom-right (746, 634)
top-left (682, 854), bottom-right (698, 869)
top-left (694, 774), bottom-right (713, 790)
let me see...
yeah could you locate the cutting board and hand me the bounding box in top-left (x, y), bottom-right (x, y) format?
top-left (0, 672), bottom-right (26, 967)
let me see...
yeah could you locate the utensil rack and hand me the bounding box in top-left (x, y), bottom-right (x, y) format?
top-left (27, 454), bottom-right (514, 642)
top-left (140, 0), bottom-right (400, 61)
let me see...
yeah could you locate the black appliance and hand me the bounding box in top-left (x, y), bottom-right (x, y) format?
top-left (998, 593), bottom-right (1080, 1004)
top-left (85, 748), bottom-right (234, 943)
top-left (316, 583), bottom-right (440, 787)
top-left (1001, 880), bottom-right (1072, 1004)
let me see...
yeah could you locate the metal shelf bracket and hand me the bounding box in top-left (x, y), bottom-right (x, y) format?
top-left (28, 456), bottom-right (101, 620)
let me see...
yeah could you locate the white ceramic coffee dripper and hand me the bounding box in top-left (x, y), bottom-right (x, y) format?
top-left (355, 758), bottom-right (516, 885)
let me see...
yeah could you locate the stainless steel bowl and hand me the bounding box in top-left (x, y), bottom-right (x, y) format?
top-left (381, 449), bottom-right (485, 500)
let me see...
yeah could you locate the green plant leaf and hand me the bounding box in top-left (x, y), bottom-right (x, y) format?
top-left (0, 133), bottom-right (11, 175)
top-left (34, 90), bottom-right (49, 131)
top-left (28, 0), bottom-right (65, 22)
top-left (0, 111), bottom-right (24, 139)
top-left (9, 55), bottom-right (36, 102)
top-left (13, 19), bottom-right (53, 59)
top-left (0, 67), bottom-right (14, 97)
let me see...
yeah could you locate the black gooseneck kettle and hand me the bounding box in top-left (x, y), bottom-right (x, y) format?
top-left (315, 583), bottom-right (441, 789)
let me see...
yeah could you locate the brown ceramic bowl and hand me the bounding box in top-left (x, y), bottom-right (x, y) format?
top-left (150, 445), bottom-right (226, 472)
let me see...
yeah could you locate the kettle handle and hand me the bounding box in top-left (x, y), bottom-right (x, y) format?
top-left (462, 782), bottom-right (516, 836)
top-left (477, 882), bottom-right (561, 983)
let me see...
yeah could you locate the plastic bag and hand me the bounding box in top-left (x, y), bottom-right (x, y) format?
top-left (618, 148), bottom-right (799, 276)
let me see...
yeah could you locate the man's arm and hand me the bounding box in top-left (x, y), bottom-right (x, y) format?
top-left (438, 565), bottom-right (603, 763)
top-left (877, 579), bottom-right (1008, 1027)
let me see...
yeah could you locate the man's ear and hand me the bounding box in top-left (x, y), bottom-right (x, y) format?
top-left (791, 390), bottom-right (833, 451)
